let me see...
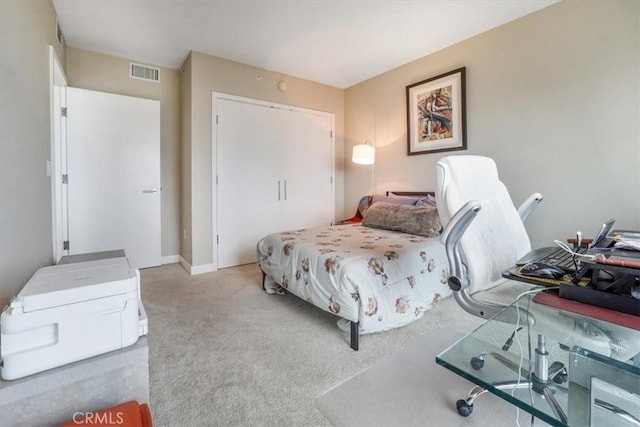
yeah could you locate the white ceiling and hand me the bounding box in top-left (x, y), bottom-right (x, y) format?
top-left (53, 0), bottom-right (557, 89)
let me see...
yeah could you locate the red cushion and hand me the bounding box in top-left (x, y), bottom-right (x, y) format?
top-left (59, 400), bottom-right (152, 427)
top-left (343, 216), bottom-right (362, 224)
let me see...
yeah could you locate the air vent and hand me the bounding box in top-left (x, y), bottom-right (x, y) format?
top-left (130, 63), bottom-right (160, 83)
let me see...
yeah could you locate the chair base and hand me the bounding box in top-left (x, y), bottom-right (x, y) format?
top-left (456, 352), bottom-right (569, 423)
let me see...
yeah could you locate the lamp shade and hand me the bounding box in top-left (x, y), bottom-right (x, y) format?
top-left (352, 144), bottom-right (375, 165)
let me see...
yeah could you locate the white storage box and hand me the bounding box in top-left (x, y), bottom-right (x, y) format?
top-left (1, 256), bottom-right (148, 380)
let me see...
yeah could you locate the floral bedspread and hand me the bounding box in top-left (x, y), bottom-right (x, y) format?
top-left (256, 224), bottom-right (451, 335)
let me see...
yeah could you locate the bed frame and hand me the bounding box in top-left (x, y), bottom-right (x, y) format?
top-left (261, 190), bottom-right (436, 351)
top-left (386, 191), bottom-right (435, 197)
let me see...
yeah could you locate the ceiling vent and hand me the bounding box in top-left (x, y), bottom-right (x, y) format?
top-left (130, 63), bottom-right (160, 83)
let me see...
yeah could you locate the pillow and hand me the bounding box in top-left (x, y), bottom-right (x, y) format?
top-left (415, 194), bottom-right (437, 207)
top-left (362, 202), bottom-right (442, 237)
top-left (355, 195), bottom-right (373, 219)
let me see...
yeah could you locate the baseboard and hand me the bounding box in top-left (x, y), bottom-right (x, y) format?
top-left (161, 255), bottom-right (180, 264)
top-left (179, 256), bottom-right (190, 274)
top-left (191, 263), bottom-right (216, 275)
top-left (179, 256), bottom-right (216, 275)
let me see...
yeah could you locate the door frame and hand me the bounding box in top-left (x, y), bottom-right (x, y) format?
top-left (49, 45), bottom-right (68, 263)
top-left (211, 92), bottom-right (335, 270)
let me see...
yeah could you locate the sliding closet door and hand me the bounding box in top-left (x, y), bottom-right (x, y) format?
top-left (281, 111), bottom-right (333, 230)
top-left (216, 99), bottom-right (282, 268)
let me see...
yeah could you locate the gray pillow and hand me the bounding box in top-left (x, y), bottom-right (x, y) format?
top-left (362, 202), bottom-right (442, 237)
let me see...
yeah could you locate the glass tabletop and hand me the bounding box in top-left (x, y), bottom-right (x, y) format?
top-left (436, 289), bottom-right (640, 427)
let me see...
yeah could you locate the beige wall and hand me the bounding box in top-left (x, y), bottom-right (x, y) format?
top-left (183, 51), bottom-right (345, 268)
top-left (180, 55), bottom-right (193, 264)
top-left (345, 0), bottom-right (640, 248)
top-left (0, 0), bottom-right (67, 306)
top-left (66, 48), bottom-right (181, 259)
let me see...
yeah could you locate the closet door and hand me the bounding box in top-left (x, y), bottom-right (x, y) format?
top-left (215, 95), bottom-right (335, 269)
top-left (281, 111), bottom-right (333, 230)
top-left (216, 99), bottom-right (283, 268)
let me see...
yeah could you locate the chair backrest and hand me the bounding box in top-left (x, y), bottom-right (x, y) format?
top-left (436, 155), bottom-right (531, 293)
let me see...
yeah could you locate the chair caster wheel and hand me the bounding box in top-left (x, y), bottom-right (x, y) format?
top-left (456, 399), bottom-right (474, 417)
top-left (550, 362), bottom-right (568, 384)
top-left (470, 356), bottom-right (484, 370)
top-left (553, 372), bottom-right (567, 384)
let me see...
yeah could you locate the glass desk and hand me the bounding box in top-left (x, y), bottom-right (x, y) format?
top-left (436, 290), bottom-right (640, 427)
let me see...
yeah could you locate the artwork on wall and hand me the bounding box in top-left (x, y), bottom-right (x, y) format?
top-left (406, 67), bottom-right (466, 155)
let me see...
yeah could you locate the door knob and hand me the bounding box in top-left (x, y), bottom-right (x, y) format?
top-left (142, 188), bottom-right (159, 193)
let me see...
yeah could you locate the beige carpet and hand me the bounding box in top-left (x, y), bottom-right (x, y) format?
top-left (315, 327), bottom-right (546, 427)
top-left (140, 263), bottom-right (528, 426)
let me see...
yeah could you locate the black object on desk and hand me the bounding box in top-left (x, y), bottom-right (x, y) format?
top-left (559, 259), bottom-right (640, 316)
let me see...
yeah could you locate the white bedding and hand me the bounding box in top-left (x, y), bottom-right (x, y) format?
top-left (256, 224), bottom-right (451, 335)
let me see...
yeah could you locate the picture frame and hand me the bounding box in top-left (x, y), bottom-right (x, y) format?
top-left (406, 67), bottom-right (466, 155)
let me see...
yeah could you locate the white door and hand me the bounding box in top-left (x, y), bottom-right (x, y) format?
top-left (281, 111), bottom-right (333, 230)
top-left (66, 87), bottom-right (161, 269)
top-left (49, 46), bottom-right (67, 263)
top-left (216, 99), bottom-right (283, 268)
top-left (215, 94), bottom-right (334, 269)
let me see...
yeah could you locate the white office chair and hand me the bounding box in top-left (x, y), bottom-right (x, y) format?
top-left (436, 155), bottom-right (543, 315)
top-left (435, 155), bottom-right (639, 419)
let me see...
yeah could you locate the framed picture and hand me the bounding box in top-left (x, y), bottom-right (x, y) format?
top-left (406, 67), bottom-right (466, 155)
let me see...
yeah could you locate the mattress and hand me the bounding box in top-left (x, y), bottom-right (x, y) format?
top-left (257, 224), bottom-right (451, 335)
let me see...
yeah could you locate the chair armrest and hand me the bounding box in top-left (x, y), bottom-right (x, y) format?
top-left (441, 200), bottom-right (482, 291)
top-left (517, 193), bottom-right (543, 223)
top-left (442, 200), bottom-right (536, 325)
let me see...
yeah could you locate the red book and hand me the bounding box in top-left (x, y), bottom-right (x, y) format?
top-left (595, 255), bottom-right (640, 269)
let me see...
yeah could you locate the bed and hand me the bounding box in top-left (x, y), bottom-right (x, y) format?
top-left (256, 192), bottom-right (452, 350)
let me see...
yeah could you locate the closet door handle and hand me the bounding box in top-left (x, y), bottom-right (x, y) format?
top-left (284, 180), bottom-right (287, 200)
top-left (278, 180), bottom-right (281, 201)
